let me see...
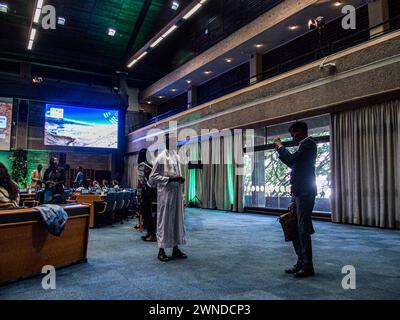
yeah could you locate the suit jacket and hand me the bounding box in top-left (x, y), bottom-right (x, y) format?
top-left (277, 137), bottom-right (317, 197)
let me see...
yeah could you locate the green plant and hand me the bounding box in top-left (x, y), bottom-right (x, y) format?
top-left (9, 149), bottom-right (28, 188)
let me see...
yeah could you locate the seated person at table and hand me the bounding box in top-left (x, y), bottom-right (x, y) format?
top-left (43, 156), bottom-right (66, 203)
top-left (92, 180), bottom-right (101, 189)
top-left (101, 179), bottom-right (109, 191)
top-left (75, 179), bottom-right (91, 192)
top-left (0, 162), bottom-right (20, 208)
top-left (30, 164), bottom-right (43, 189)
top-left (112, 180), bottom-right (120, 190)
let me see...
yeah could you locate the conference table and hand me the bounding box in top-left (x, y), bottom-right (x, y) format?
top-left (19, 192), bottom-right (37, 206)
top-left (74, 194), bottom-right (106, 228)
top-left (0, 204), bottom-right (90, 284)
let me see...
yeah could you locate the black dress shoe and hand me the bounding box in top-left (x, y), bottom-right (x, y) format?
top-left (172, 248), bottom-right (187, 259)
top-left (158, 251), bottom-right (171, 262)
top-left (285, 262), bottom-right (303, 274)
top-left (294, 266), bottom-right (315, 278)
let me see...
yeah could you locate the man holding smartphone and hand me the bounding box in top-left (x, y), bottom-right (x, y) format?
top-left (274, 121), bottom-right (317, 278)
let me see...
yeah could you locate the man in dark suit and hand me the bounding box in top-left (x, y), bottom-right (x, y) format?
top-left (275, 121), bottom-right (317, 278)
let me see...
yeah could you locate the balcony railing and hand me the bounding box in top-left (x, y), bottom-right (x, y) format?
top-left (129, 14), bottom-right (400, 133)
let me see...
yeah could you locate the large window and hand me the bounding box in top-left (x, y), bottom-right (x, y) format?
top-left (243, 115), bottom-right (331, 213)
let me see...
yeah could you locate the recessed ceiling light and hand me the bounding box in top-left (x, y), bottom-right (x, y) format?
top-left (225, 58), bottom-right (233, 63)
top-left (33, 0), bottom-right (43, 23)
top-left (255, 43), bottom-right (264, 48)
top-left (334, 1), bottom-right (342, 6)
top-left (146, 101), bottom-right (152, 104)
top-left (204, 70), bottom-right (212, 75)
top-left (108, 28), bottom-right (116, 36)
top-left (0, 3), bottom-right (8, 13)
top-left (171, 88), bottom-right (177, 92)
top-left (58, 17), bottom-right (66, 25)
top-left (127, 59), bottom-right (138, 68)
top-left (158, 96), bottom-right (165, 99)
top-left (27, 40), bottom-right (34, 50)
top-left (186, 80), bottom-right (192, 84)
top-left (289, 25), bottom-right (299, 30)
top-left (150, 36), bottom-right (164, 48)
top-left (29, 28), bottom-right (37, 41)
top-left (162, 25), bottom-right (177, 38)
top-left (137, 51), bottom-right (148, 60)
top-left (183, 3), bottom-right (202, 20)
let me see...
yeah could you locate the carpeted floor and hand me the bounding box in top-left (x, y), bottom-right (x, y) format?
top-left (1, 208), bottom-right (399, 300)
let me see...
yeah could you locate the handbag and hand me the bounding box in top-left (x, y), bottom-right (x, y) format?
top-left (278, 203), bottom-right (298, 242)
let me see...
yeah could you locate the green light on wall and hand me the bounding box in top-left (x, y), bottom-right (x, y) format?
top-left (188, 169), bottom-right (196, 202)
top-left (227, 163), bottom-right (234, 205)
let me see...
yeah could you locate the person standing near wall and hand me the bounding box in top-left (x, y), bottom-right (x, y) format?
top-left (149, 133), bottom-right (187, 262)
top-left (73, 166), bottom-right (85, 188)
top-left (30, 164), bottom-right (43, 189)
top-left (274, 121), bottom-right (317, 278)
top-left (43, 156), bottom-right (66, 203)
top-left (137, 148), bottom-right (157, 242)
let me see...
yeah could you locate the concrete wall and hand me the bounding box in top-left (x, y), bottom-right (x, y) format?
top-left (127, 30), bottom-right (400, 154)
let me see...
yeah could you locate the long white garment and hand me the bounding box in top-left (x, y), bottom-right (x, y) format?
top-left (149, 149), bottom-right (186, 248)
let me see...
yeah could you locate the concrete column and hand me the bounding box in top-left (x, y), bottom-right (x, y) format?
top-left (249, 54), bottom-right (263, 85)
top-left (187, 85), bottom-right (198, 109)
top-left (368, 0), bottom-right (390, 38)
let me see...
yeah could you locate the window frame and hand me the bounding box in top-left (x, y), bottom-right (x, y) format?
top-left (243, 134), bottom-right (331, 216)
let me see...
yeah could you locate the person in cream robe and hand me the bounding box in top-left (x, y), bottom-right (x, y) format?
top-left (149, 134), bottom-right (187, 262)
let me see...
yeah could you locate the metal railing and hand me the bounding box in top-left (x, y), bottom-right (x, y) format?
top-left (129, 14), bottom-right (400, 133)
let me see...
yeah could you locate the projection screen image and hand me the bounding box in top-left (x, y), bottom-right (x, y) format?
top-left (44, 104), bottom-right (119, 149)
top-left (0, 99), bottom-right (13, 151)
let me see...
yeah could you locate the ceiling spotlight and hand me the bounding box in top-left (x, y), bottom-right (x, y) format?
top-left (186, 80), bottom-right (192, 84)
top-left (204, 70), bottom-right (212, 75)
top-left (32, 76), bottom-right (43, 84)
top-left (108, 28), bottom-right (116, 36)
top-left (158, 96), bottom-right (165, 99)
top-left (225, 58), bottom-right (233, 63)
top-left (146, 101), bottom-right (152, 105)
top-left (171, 88), bottom-right (177, 92)
top-left (289, 25), bottom-right (299, 30)
top-left (308, 16), bottom-right (325, 31)
top-left (171, 1), bottom-right (179, 10)
top-left (58, 17), bottom-right (66, 25)
top-left (255, 43), bottom-right (264, 48)
top-left (0, 3), bottom-right (8, 13)
top-left (334, 1), bottom-right (342, 7)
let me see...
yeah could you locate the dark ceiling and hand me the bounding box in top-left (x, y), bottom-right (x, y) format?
top-left (0, 0), bottom-right (286, 89)
top-left (0, 0), bottom-right (192, 87)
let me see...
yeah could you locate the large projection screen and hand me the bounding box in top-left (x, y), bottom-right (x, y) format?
top-left (0, 98), bottom-right (13, 151)
top-left (44, 104), bottom-right (119, 149)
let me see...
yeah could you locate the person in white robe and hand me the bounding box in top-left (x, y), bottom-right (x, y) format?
top-left (148, 134), bottom-right (187, 262)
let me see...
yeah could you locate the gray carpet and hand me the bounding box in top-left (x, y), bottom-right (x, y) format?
top-left (1, 208), bottom-right (399, 300)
